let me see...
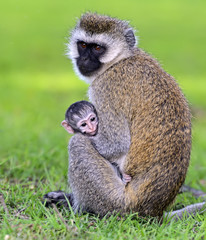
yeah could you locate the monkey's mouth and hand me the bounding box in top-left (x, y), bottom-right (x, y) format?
top-left (78, 65), bottom-right (100, 76)
top-left (79, 67), bottom-right (94, 76)
top-left (83, 130), bottom-right (97, 136)
top-left (77, 59), bottom-right (102, 76)
top-left (88, 131), bottom-right (97, 136)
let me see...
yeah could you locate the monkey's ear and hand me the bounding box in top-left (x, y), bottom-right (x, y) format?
top-left (125, 29), bottom-right (136, 48)
top-left (61, 120), bottom-right (75, 134)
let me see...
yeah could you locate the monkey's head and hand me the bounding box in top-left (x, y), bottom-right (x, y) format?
top-left (61, 101), bottom-right (99, 136)
top-left (67, 13), bottom-right (137, 83)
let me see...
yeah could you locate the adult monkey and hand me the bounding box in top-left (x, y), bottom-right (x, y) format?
top-left (45, 13), bottom-right (203, 219)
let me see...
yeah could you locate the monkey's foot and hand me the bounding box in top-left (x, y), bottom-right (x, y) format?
top-left (43, 190), bottom-right (74, 208)
top-left (122, 174), bottom-right (132, 184)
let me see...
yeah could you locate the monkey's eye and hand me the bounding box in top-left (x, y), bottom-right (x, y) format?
top-left (91, 117), bottom-right (96, 122)
top-left (81, 123), bottom-right (87, 127)
top-left (92, 44), bottom-right (105, 55)
top-left (80, 42), bottom-right (87, 49)
top-left (94, 45), bottom-right (101, 51)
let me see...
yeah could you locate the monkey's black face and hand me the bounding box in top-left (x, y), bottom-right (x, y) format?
top-left (76, 41), bottom-right (106, 76)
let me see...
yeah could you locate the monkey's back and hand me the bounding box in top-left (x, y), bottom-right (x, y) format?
top-left (90, 48), bottom-right (191, 217)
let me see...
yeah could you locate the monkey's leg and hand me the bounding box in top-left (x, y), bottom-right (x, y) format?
top-left (68, 134), bottom-right (128, 217)
top-left (165, 202), bottom-right (206, 221)
top-left (43, 190), bottom-right (74, 208)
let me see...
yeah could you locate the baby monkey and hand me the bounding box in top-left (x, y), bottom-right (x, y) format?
top-left (61, 100), bottom-right (131, 184)
top-left (61, 100), bottom-right (98, 136)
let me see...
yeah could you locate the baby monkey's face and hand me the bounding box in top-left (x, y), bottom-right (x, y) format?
top-left (77, 113), bottom-right (98, 136)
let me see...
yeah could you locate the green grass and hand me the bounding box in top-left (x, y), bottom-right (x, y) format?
top-left (1, 0), bottom-right (206, 239)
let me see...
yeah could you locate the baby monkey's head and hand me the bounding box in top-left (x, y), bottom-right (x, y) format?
top-left (61, 100), bottom-right (98, 136)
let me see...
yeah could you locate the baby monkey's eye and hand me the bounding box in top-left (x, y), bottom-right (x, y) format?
top-left (81, 123), bottom-right (87, 127)
top-left (91, 117), bottom-right (96, 122)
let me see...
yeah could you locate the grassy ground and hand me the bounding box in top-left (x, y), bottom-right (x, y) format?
top-left (0, 0), bottom-right (206, 239)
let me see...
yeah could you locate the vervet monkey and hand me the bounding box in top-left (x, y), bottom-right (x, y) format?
top-left (44, 13), bottom-right (205, 219)
top-left (61, 100), bottom-right (99, 136)
top-left (61, 100), bottom-right (132, 184)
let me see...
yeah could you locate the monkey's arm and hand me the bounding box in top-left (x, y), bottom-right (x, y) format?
top-left (90, 111), bottom-right (131, 161)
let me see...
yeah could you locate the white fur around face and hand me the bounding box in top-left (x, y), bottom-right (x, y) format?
top-left (67, 27), bottom-right (137, 83)
top-left (68, 28), bottom-right (125, 61)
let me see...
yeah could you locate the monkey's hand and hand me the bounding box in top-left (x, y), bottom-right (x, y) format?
top-left (122, 173), bottom-right (132, 185)
top-left (43, 191), bottom-right (74, 208)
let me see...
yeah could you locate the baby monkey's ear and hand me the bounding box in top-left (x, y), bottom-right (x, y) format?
top-left (61, 120), bottom-right (75, 134)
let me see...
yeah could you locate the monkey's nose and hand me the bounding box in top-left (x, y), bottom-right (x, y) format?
top-left (87, 122), bottom-right (93, 130)
top-left (82, 56), bottom-right (89, 61)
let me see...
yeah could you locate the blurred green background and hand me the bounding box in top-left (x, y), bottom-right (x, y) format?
top-left (0, 0), bottom-right (206, 189)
